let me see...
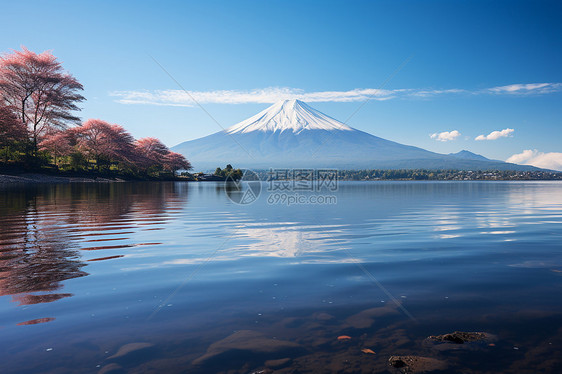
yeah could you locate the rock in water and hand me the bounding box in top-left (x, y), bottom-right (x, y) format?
top-left (265, 358), bottom-right (291, 369)
top-left (428, 331), bottom-right (495, 344)
top-left (388, 355), bottom-right (447, 373)
top-left (107, 342), bottom-right (154, 359)
top-left (344, 305), bottom-right (399, 329)
top-left (98, 363), bottom-right (124, 374)
top-left (193, 330), bottom-right (302, 365)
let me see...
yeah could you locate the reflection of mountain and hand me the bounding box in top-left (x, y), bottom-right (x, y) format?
top-left (157, 221), bottom-right (356, 268)
top-left (235, 223), bottom-right (337, 258)
top-left (0, 183), bottom-right (187, 306)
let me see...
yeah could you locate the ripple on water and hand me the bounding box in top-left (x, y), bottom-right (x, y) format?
top-left (0, 181), bottom-right (561, 373)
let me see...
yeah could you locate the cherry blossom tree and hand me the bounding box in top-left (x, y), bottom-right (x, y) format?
top-left (133, 138), bottom-right (192, 174)
top-left (0, 104), bottom-right (26, 163)
top-left (72, 119), bottom-right (135, 170)
top-left (135, 137), bottom-right (170, 165)
top-left (164, 152), bottom-right (192, 172)
top-left (0, 47), bottom-right (84, 156)
top-left (1, 46), bottom-right (189, 178)
top-left (133, 137), bottom-right (171, 171)
top-left (0, 104), bottom-right (25, 144)
top-left (39, 130), bottom-right (73, 167)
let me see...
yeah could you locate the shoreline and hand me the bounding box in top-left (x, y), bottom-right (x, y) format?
top-left (2, 172), bottom-right (562, 185)
top-left (0, 172), bottom-right (198, 184)
top-left (0, 173), bottom-right (129, 184)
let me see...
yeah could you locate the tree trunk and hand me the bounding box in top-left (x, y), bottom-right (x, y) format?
top-left (32, 122), bottom-right (38, 157)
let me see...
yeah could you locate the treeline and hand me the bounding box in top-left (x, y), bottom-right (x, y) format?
top-left (250, 169), bottom-right (562, 181)
top-left (214, 164), bottom-right (243, 180)
top-left (337, 169), bottom-right (562, 181)
top-left (0, 47), bottom-right (191, 178)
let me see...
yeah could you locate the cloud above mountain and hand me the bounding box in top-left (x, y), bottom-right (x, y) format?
top-left (475, 128), bottom-right (514, 141)
top-left (431, 130), bottom-right (461, 142)
top-left (506, 150), bottom-right (562, 171)
top-left (487, 83), bottom-right (562, 95)
top-left (110, 83), bottom-right (562, 107)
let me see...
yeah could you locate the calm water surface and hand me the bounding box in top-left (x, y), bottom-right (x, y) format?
top-left (0, 181), bottom-right (561, 373)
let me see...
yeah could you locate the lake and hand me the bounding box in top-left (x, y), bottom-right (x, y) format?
top-left (1, 181), bottom-right (561, 373)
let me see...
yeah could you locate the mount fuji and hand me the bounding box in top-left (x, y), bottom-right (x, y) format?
top-left (172, 99), bottom-right (537, 171)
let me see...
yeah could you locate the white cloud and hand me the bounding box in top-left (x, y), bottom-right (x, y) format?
top-left (430, 130), bottom-right (461, 142)
top-left (487, 83), bottom-right (562, 95)
top-left (506, 150), bottom-right (562, 171)
top-left (110, 87), bottom-right (396, 107)
top-left (506, 149), bottom-right (536, 164)
top-left (475, 128), bottom-right (514, 141)
top-left (411, 88), bottom-right (466, 97)
top-left (110, 82), bottom-right (562, 106)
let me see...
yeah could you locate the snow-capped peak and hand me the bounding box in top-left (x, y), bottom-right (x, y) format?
top-left (226, 99), bottom-right (354, 134)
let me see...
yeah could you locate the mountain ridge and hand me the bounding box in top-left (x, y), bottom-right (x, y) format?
top-left (449, 150), bottom-right (492, 161)
top-left (172, 100), bottom-right (540, 172)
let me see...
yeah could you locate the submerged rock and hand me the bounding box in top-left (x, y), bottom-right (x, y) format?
top-left (388, 355), bottom-right (447, 373)
top-left (345, 305), bottom-right (399, 329)
top-left (428, 331), bottom-right (494, 344)
top-left (425, 331), bottom-right (497, 352)
top-left (98, 363), bottom-right (124, 374)
top-left (107, 342), bottom-right (154, 359)
top-left (193, 330), bottom-right (303, 365)
top-left (265, 357), bottom-right (291, 368)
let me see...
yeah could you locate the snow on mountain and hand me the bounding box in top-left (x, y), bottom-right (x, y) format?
top-left (226, 99), bottom-right (353, 134)
top-left (172, 100), bottom-right (540, 171)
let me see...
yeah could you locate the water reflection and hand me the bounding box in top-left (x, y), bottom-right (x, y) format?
top-left (0, 181), bottom-right (561, 373)
top-left (0, 183), bottom-right (188, 306)
top-left (3, 182), bottom-right (561, 305)
top-left (233, 222), bottom-right (347, 258)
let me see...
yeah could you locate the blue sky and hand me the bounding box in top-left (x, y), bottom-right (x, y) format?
top-left (1, 0), bottom-right (561, 166)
